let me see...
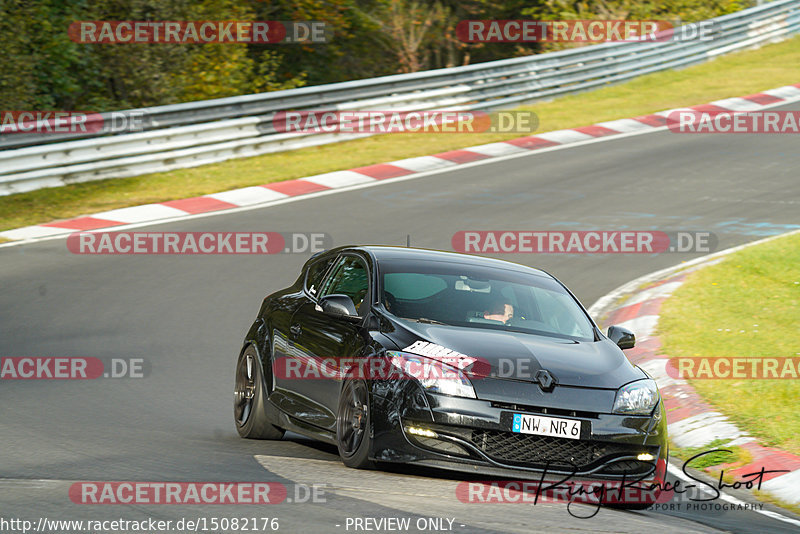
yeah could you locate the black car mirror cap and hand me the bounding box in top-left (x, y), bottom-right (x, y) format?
top-left (320, 294), bottom-right (362, 322)
top-left (607, 325), bottom-right (636, 350)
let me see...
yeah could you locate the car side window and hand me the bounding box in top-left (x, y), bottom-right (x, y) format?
top-left (305, 256), bottom-right (335, 297)
top-left (321, 256), bottom-right (369, 313)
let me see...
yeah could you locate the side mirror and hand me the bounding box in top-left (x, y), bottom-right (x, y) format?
top-left (607, 325), bottom-right (635, 350)
top-left (319, 294), bottom-right (360, 322)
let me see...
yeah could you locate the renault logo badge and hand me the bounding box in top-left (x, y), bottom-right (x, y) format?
top-left (535, 369), bottom-right (556, 391)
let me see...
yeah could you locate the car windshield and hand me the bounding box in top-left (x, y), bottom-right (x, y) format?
top-left (379, 259), bottom-right (595, 342)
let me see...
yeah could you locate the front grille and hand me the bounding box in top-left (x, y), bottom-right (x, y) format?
top-left (490, 401), bottom-right (599, 419)
top-left (469, 430), bottom-right (655, 472)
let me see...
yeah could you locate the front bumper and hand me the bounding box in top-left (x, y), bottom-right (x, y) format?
top-left (370, 378), bottom-right (668, 482)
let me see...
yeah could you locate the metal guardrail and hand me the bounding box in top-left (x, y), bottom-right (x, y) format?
top-left (1, 0), bottom-right (798, 195)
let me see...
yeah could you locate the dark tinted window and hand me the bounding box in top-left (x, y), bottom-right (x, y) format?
top-left (321, 256), bottom-right (369, 313)
top-left (379, 260), bottom-right (594, 342)
top-left (384, 272), bottom-right (447, 300)
top-left (305, 256), bottom-right (336, 297)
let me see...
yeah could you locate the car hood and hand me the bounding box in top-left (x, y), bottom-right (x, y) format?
top-left (385, 320), bottom-right (646, 390)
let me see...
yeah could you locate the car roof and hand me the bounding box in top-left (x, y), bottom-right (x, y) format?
top-left (333, 245), bottom-right (553, 279)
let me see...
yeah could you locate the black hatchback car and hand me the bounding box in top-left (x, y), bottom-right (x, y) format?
top-left (234, 246), bottom-right (667, 496)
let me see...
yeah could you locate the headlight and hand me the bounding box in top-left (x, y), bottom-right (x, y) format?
top-left (613, 379), bottom-right (659, 415)
top-left (388, 351), bottom-right (476, 398)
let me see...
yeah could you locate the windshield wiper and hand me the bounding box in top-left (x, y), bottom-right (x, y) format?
top-left (410, 317), bottom-right (449, 326)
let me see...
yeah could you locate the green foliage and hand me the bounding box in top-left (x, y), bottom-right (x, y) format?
top-left (671, 439), bottom-right (752, 469)
top-left (0, 0), bottom-right (304, 110)
top-left (526, 0), bottom-right (750, 22)
top-left (0, 0), bottom-right (755, 110)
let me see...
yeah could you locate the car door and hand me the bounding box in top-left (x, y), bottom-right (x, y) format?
top-left (270, 253), bottom-right (337, 420)
top-left (286, 254), bottom-right (371, 431)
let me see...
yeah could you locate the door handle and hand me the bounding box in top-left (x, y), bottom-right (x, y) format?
top-left (290, 324), bottom-right (302, 338)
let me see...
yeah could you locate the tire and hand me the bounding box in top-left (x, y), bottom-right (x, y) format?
top-left (234, 344), bottom-right (285, 439)
top-left (336, 379), bottom-right (374, 469)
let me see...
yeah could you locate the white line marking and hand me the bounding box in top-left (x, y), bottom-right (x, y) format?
top-left (760, 470), bottom-right (800, 505)
top-left (667, 464), bottom-right (800, 527)
top-left (623, 281), bottom-right (684, 308)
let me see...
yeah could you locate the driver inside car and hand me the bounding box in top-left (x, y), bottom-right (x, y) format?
top-left (483, 299), bottom-right (514, 324)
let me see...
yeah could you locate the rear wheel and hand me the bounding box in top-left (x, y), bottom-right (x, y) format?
top-left (336, 379), bottom-right (374, 469)
top-left (234, 345), bottom-right (285, 439)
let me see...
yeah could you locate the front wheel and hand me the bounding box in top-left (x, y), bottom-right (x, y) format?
top-left (234, 345), bottom-right (285, 440)
top-left (336, 379), bottom-right (374, 469)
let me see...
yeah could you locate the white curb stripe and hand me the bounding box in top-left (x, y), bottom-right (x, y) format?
top-left (638, 358), bottom-right (687, 389)
top-left (535, 129), bottom-right (596, 144)
top-left (710, 97), bottom-right (765, 111)
top-left (0, 225), bottom-right (73, 240)
top-left (762, 85), bottom-right (800, 99)
top-left (761, 470), bottom-right (800, 505)
top-left (615, 315), bottom-right (659, 340)
top-left (465, 142), bottom-right (530, 157)
top-left (654, 107), bottom-right (693, 117)
top-left (389, 156), bottom-right (457, 173)
top-left (93, 204), bottom-right (189, 224)
top-left (300, 170), bottom-right (376, 188)
top-left (668, 412), bottom-right (748, 448)
top-left (594, 118), bottom-right (653, 133)
top-left (206, 186), bottom-right (288, 206)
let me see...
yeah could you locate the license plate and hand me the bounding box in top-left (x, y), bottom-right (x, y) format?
top-left (512, 413), bottom-right (581, 440)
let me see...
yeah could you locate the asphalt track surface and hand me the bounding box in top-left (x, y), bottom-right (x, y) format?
top-left (2, 101), bottom-right (800, 533)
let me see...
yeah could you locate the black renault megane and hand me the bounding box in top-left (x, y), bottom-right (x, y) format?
top-left (234, 246), bottom-right (668, 499)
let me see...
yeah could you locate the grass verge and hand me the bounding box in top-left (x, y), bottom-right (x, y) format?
top-left (670, 439), bottom-right (753, 472)
top-left (2, 35), bottom-right (800, 232)
top-left (658, 232), bottom-right (800, 456)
